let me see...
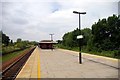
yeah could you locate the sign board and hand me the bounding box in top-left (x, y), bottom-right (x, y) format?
top-left (77, 35), bottom-right (83, 39)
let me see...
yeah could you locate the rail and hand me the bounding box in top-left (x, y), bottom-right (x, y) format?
top-left (2, 47), bottom-right (36, 80)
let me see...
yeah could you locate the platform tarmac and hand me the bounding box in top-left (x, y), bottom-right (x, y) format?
top-left (16, 46), bottom-right (118, 79)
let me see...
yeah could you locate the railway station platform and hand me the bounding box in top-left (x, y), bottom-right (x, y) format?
top-left (16, 46), bottom-right (119, 79)
top-left (16, 46), bottom-right (40, 79)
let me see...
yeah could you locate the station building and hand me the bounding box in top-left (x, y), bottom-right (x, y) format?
top-left (39, 40), bottom-right (57, 49)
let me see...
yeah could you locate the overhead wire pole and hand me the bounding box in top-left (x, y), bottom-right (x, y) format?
top-left (49, 34), bottom-right (54, 41)
top-left (73, 11), bottom-right (86, 64)
top-left (49, 34), bottom-right (54, 50)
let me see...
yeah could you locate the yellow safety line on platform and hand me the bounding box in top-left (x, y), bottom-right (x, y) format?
top-left (59, 49), bottom-right (118, 62)
top-left (83, 53), bottom-right (118, 62)
top-left (38, 52), bottom-right (40, 80)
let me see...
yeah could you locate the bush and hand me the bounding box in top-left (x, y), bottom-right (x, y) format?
top-left (2, 46), bottom-right (20, 55)
top-left (113, 50), bottom-right (120, 58)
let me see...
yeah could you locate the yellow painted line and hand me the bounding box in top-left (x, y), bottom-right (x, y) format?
top-left (83, 53), bottom-right (118, 62)
top-left (59, 49), bottom-right (118, 62)
top-left (38, 50), bottom-right (40, 80)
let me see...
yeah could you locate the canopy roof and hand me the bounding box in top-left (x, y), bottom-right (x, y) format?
top-left (39, 40), bottom-right (57, 44)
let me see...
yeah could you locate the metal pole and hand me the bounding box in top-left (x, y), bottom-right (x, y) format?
top-left (73, 11), bottom-right (86, 64)
top-left (79, 14), bottom-right (82, 64)
top-left (49, 34), bottom-right (54, 41)
top-left (49, 34), bottom-right (54, 50)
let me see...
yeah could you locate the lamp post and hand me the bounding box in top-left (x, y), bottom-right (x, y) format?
top-left (73, 11), bottom-right (86, 64)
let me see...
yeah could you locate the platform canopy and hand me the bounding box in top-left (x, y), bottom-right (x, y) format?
top-left (39, 40), bottom-right (57, 44)
top-left (39, 40), bottom-right (57, 49)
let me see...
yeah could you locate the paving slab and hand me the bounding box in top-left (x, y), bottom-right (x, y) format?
top-left (39, 48), bottom-right (118, 78)
top-left (59, 49), bottom-right (118, 68)
top-left (16, 47), bottom-right (118, 79)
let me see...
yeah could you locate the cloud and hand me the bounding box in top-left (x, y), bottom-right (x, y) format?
top-left (1, 0), bottom-right (119, 42)
top-left (12, 17), bottom-right (28, 25)
top-left (51, 2), bottom-right (61, 13)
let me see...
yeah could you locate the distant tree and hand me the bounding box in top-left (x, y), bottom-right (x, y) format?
top-left (9, 40), bottom-right (13, 45)
top-left (30, 41), bottom-right (38, 46)
top-left (10, 40), bottom-right (13, 44)
top-left (62, 28), bottom-right (92, 48)
top-left (17, 38), bottom-right (22, 43)
top-left (81, 28), bottom-right (92, 46)
top-left (2, 31), bottom-right (10, 46)
top-left (92, 14), bottom-right (120, 51)
top-left (16, 42), bottom-right (26, 49)
top-left (62, 32), bottom-right (73, 47)
top-left (57, 40), bottom-right (62, 44)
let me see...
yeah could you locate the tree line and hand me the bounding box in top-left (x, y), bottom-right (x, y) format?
top-left (57, 14), bottom-right (120, 58)
top-left (1, 31), bottom-right (38, 55)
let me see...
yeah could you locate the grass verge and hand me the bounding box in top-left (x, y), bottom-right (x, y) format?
top-left (57, 44), bottom-right (120, 59)
top-left (1, 47), bottom-right (32, 63)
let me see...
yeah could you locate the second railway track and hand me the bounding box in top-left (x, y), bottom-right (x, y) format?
top-left (2, 47), bottom-right (36, 80)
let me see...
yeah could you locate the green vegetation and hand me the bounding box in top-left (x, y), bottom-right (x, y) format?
top-left (1, 31), bottom-right (38, 55)
top-left (1, 31), bottom-right (38, 62)
top-left (2, 31), bottom-right (10, 46)
top-left (2, 48), bottom-right (31, 63)
top-left (57, 14), bottom-right (120, 59)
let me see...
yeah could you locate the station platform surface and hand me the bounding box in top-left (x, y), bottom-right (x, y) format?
top-left (16, 46), bottom-right (119, 79)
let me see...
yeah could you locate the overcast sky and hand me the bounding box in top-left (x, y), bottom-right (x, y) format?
top-left (1, 0), bottom-right (119, 42)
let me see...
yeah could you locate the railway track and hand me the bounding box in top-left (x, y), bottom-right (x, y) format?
top-left (2, 47), bottom-right (36, 80)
